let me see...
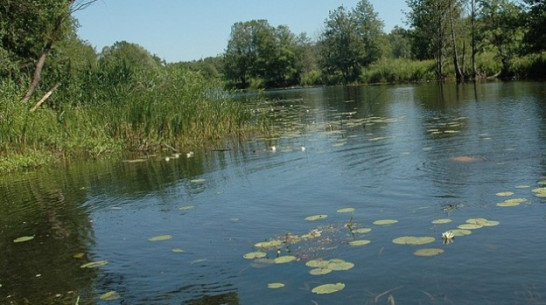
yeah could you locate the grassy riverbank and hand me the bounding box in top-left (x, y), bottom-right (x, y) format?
top-left (0, 71), bottom-right (270, 173)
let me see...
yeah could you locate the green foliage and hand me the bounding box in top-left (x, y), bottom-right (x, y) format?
top-left (523, 0), bottom-right (546, 52)
top-left (319, 0), bottom-right (384, 84)
top-left (360, 58), bottom-right (436, 83)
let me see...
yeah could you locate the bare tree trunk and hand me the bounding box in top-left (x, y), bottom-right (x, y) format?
top-left (448, 0), bottom-right (464, 82)
top-left (30, 82), bottom-right (60, 112)
top-left (21, 42), bottom-right (52, 103)
top-left (471, 0), bottom-right (478, 79)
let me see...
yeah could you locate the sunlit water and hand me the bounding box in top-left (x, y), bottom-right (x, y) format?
top-left (1, 81), bottom-right (546, 305)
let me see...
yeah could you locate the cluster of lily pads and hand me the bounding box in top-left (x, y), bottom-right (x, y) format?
top-left (241, 180), bottom-right (546, 297)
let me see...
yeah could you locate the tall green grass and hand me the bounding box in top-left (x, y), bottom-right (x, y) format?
top-left (360, 58), bottom-right (436, 84)
top-left (0, 67), bottom-right (268, 172)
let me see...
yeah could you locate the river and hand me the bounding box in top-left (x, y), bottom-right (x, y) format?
top-left (1, 81), bottom-right (545, 305)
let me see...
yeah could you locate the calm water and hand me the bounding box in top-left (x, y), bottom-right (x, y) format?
top-left (1, 81), bottom-right (546, 305)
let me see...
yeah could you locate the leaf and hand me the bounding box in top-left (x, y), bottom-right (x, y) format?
top-left (100, 291), bottom-right (120, 301)
top-left (496, 191), bottom-right (514, 197)
top-left (80, 260), bottom-right (108, 269)
top-left (254, 240), bottom-right (282, 249)
top-left (172, 248), bottom-right (185, 253)
top-left (306, 259), bottom-right (329, 268)
top-left (337, 207), bottom-right (355, 213)
top-left (449, 229), bottom-right (472, 236)
top-left (148, 235), bottom-right (172, 242)
top-left (414, 248), bottom-right (444, 257)
top-left (268, 283), bottom-right (285, 289)
top-left (353, 228), bottom-right (372, 234)
top-left (373, 219), bottom-right (398, 225)
top-left (327, 259), bottom-right (354, 271)
top-left (312, 282), bottom-right (346, 294)
top-left (243, 251), bottom-right (267, 259)
top-left (457, 224), bottom-right (483, 230)
top-left (309, 268), bottom-right (332, 275)
top-left (392, 236), bottom-right (435, 245)
top-left (349, 239), bottom-right (371, 247)
top-left (431, 218), bottom-right (452, 224)
top-left (274, 255), bottom-right (296, 264)
top-left (305, 214), bottom-right (328, 221)
top-left (13, 235), bottom-right (35, 243)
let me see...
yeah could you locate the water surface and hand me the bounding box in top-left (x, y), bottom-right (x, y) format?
top-left (1, 81), bottom-right (546, 305)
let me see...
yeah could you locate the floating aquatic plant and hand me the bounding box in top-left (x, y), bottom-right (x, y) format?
top-left (305, 214), bottom-right (328, 221)
top-left (349, 239), bottom-right (371, 247)
top-left (352, 228), bottom-right (372, 234)
top-left (254, 240), bottom-right (283, 249)
top-left (337, 208), bottom-right (355, 213)
top-left (243, 251), bottom-right (267, 259)
top-left (13, 235), bottom-right (35, 243)
top-left (373, 219), bottom-right (398, 225)
top-left (274, 255), bottom-right (296, 264)
top-left (312, 283), bottom-right (345, 294)
top-left (449, 229), bottom-right (472, 236)
top-left (172, 248), bottom-right (185, 253)
top-left (100, 291), bottom-right (120, 301)
top-left (432, 219), bottom-right (452, 224)
top-left (309, 268), bottom-right (333, 275)
top-left (268, 283), bottom-right (285, 289)
top-left (80, 260), bottom-right (108, 269)
top-left (442, 231), bottom-right (454, 244)
top-left (496, 191), bottom-right (514, 197)
top-left (497, 198), bottom-right (527, 207)
top-left (148, 235), bottom-right (172, 242)
top-left (414, 248), bottom-right (444, 257)
top-left (457, 223), bottom-right (483, 230)
top-left (392, 236), bottom-right (435, 245)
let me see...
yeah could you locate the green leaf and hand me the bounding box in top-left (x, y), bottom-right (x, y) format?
top-left (100, 291), bottom-right (120, 301)
top-left (414, 248), bottom-right (444, 257)
top-left (80, 260), bottom-right (109, 269)
top-left (267, 282), bottom-right (285, 289)
top-left (274, 255), bottom-right (296, 264)
top-left (392, 236), bottom-right (435, 245)
top-left (373, 219), bottom-right (398, 225)
top-left (305, 214), bottom-right (328, 221)
top-left (148, 235), bottom-right (172, 242)
top-left (13, 235), bottom-right (35, 243)
top-left (312, 282), bottom-right (346, 294)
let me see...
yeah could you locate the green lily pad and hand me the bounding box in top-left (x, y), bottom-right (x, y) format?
top-left (466, 218), bottom-right (499, 227)
top-left (449, 229), bottom-right (472, 236)
top-left (457, 223), bottom-right (483, 230)
top-left (349, 239), bottom-right (371, 247)
top-left (353, 228), bottom-right (372, 234)
top-left (482, 220), bottom-right (500, 226)
top-left (309, 268), bottom-right (333, 275)
top-left (100, 291), bottom-right (120, 301)
top-left (268, 283), bottom-right (285, 289)
top-left (312, 282), bottom-right (346, 294)
top-left (243, 251), bottom-right (267, 259)
top-left (305, 214), bottom-right (328, 221)
top-left (432, 219), bottom-right (452, 224)
top-left (392, 236), bottom-right (435, 245)
top-left (373, 219), bottom-right (398, 225)
top-left (179, 205), bottom-right (195, 210)
top-left (254, 240), bottom-right (282, 249)
top-left (148, 235), bottom-right (172, 242)
top-left (13, 235), bottom-right (35, 243)
top-left (497, 198), bottom-right (527, 207)
top-left (532, 187), bottom-right (546, 194)
top-left (172, 248), bottom-right (185, 253)
top-left (496, 191), bottom-right (514, 197)
top-left (327, 259), bottom-right (354, 271)
top-left (306, 259), bottom-right (330, 268)
top-left (274, 255), bottom-right (296, 264)
top-left (414, 248), bottom-right (444, 257)
top-left (80, 260), bottom-right (108, 269)
top-left (337, 208), bottom-right (355, 213)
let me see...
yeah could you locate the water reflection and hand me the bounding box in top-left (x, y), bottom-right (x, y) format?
top-left (1, 81), bottom-right (545, 304)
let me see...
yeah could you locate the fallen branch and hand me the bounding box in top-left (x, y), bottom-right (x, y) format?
top-left (30, 82), bottom-right (60, 112)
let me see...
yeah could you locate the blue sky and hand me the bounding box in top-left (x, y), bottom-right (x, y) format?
top-left (74, 0), bottom-right (408, 63)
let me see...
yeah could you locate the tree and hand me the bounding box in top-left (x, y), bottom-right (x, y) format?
top-left (319, 0), bottom-right (384, 84)
top-left (0, 0), bottom-right (97, 103)
top-left (523, 0), bottom-right (546, 52)
top-left (388, 26), bottom-right (413, 59)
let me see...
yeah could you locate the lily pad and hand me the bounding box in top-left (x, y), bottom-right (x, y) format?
top-left (337, 208), bottom-right (355, 213)
top-left (414, 248), bottom-right (444, 257)
top-left (457, 223), bottom-right (483, 230)
top-left (80, 260), bottom-right (108, 269)
top-left (327, 259), bottom-right (354, 271)
top-left (496, 191), bottom-right (514, 197)
top-left (179, 205), bottom-right (195, 210)
top-left (497, 198), bottom-right (527, 207)
top-left (100, 291), bottom-right (120, 301)
top-left (148, 235), bottom-right (172, 242)
top-left (268, 283), bottom-right (285, 289)
top-left (449, 229), bottom-right (472, 236)
top-left (312, 282), bottom-right (346, 294)
top-left (274, 255), bottom-right (296, 264)
top-left (353, 228), bottom-right (372, 234)
top-left (432, 219), bottom-right (452, 224)
top-left (243, 251), bottom-right (267, 259)
top-left (466, 218), bottom-right (499, 227)
top-left (309, 268), bottom-right (333, 275)
top-left (305, 214), bottom-right (328, 221)
top-left (373, 219), bottom-right (398, 225)
top-left (172, 248), bottom-right (185, 253)
top-left (349, 239), bottom-right (371, 247)
top-left (254, 240), bottom-right (282, 249)
top-left (306, 259), bottom-right (330, 268)
top-left (392, 236), bottom-right (435, 245)
top-left (13, 235), bottom-right (35, 243)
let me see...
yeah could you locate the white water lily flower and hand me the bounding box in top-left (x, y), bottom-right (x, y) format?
top-left (442, 231), bottom-right (455, 244)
